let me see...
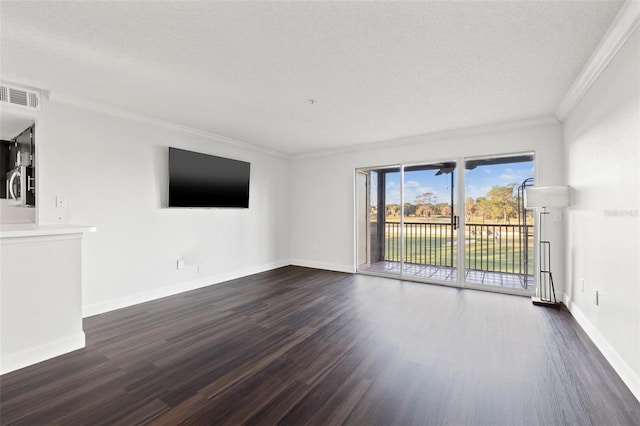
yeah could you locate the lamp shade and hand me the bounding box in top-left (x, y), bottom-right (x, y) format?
top-left (524, 186), bottom-right (570, 209)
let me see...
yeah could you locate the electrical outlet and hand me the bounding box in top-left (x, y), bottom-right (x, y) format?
top-left (177, 259), bottom-right (185, 270)
top-left (580, 278), bottom-right (585, 292)
top-left (594, 289), bottom-right (599, 306)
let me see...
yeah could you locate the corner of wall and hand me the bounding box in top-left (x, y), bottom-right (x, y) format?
top-left (289, 259), bottom-right (355, 274)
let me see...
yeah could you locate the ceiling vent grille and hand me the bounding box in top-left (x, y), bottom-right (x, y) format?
top-left (0, 83), bottom-right (41, 111)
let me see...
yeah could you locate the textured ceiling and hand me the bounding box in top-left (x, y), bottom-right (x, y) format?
top-left (0, 1), bottom-right (623, 155)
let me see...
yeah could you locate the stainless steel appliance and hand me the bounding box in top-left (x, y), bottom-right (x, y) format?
top-left (2, 124), bottom-right (35, 206)
top-left (6, 165), bottom-right (35, 207)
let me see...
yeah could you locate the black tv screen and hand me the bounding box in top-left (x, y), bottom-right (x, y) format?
top-left (168, 147), bottom-right (250, 208)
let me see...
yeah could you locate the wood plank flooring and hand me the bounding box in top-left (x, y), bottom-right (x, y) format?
top-left (1, 266), bottom-right (639, 425)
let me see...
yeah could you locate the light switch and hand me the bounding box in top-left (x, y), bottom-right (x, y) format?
top-left (56, 196), bottom-right (66, 208)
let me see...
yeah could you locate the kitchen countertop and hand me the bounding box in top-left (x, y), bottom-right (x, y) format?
top-left (0, 223), bottom-right (97, 239)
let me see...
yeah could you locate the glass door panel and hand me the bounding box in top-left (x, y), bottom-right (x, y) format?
top-left (463, 154), bottom-right (535, 293)
top-left (382, 168), bottom-right (402, 275)
top-left (401, 162), bottom-right (458, 283)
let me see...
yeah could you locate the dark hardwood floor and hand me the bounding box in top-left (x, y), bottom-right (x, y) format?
top-left (1, 266), bottom-right (639, 425)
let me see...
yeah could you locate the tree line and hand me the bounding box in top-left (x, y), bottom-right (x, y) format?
top-left (376, 183), bottom-right (532, 224)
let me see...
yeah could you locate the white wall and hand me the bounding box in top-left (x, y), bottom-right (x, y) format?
top-left (563, 27), bottom-right (640, 398)
top-left (1, 233), bottom-right (85, 374)
top-left (35, 98), bottom-right (291, 315)
top-left (290, 120), bottom-right (566, 289)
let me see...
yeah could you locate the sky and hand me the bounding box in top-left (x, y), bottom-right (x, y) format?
top-left (381, 161), bottom-right (534, 205)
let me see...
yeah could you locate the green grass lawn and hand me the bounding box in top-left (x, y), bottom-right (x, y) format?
top-left (383, 228), bottom-right (534, 275)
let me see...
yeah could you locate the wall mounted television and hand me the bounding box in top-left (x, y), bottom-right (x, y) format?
top-left (168, 147), bottom-right (250, 208)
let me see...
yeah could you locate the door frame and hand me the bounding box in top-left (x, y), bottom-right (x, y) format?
top-left (355, 151), bottom-right (538, 297)
top-left (355, 170), bottom-right (370, 269)
top-left (355, 158), bottom-right (462, 288)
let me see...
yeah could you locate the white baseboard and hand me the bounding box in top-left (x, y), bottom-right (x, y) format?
top-left (82, 260), bottom-right (291, 317)
top-left (563, 293), bottom-right (640, 402)
top-left (289, 258), bottom-right (355, 274)
top-left (1, 332), bottom-right (86, 375)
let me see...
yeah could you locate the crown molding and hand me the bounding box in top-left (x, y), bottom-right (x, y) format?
top-left (292, 115), bottom-right (560, 160)
top-left (555, 0), bottom-right (640, 121)
top-left (47, 91), bottom-right (291, 159)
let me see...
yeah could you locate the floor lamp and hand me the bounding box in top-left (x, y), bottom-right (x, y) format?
top-left (524, 186), bottom-right (570, 307)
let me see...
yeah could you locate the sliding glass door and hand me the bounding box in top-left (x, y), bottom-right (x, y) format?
top-left (356, 153), bottom-right (536, 296)
top-left (401, 163), bottom-right (458, 283)
top-left (463, 154), bottom-right (535, 294)
top-left (356, 161), bottom-right (459, 284)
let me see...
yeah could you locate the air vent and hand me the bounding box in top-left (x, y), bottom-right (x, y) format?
top-left (0, 83), bottom-right (41, 111)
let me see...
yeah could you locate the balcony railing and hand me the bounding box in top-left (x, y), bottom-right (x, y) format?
top-left (383, 222), bottom-right (534, 276)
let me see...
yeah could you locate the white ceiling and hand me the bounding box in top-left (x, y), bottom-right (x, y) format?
top-left (0, 1), bottom-right (623, 155)
top-left (0, 112), bottom-right (34, 141)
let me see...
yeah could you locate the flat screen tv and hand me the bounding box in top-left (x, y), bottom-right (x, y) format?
top-left (168, 147), bottom-right (250, 208)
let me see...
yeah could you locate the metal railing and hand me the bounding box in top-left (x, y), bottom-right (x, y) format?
top-left (385, 222), bottom-right (455, 267)
top-left (383, 222), bottom-right (534, 275)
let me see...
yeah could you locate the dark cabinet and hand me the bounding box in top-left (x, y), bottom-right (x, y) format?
top-left (1, 125), bottom-right (35, 204)
top-left (0, 141), bottom-right (9, 199)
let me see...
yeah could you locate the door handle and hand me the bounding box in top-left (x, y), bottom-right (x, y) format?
top-left (8, 171), bottom-right (19, 200)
